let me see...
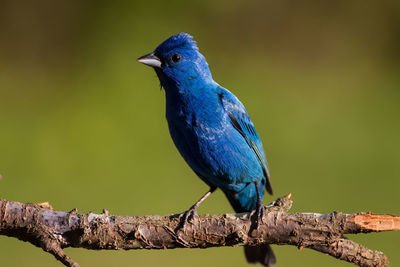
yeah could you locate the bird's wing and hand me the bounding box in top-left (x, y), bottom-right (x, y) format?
top-left (218, 87), bottom-right (273, 195)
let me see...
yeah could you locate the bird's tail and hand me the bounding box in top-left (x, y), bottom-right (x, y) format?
top-left (244, 244), bottom-right (276, 266)
top-left (224, 183), bottom-right (276, 266)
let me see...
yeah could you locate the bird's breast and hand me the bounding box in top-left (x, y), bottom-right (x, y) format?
top-left (165, 94), bottom-right (263, 190)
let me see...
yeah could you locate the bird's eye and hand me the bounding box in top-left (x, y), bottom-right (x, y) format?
top-left (171, 53), bottom-right (181, 63)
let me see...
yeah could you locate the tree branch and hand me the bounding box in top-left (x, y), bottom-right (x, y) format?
top-left (0, 195), bottom-right (398, 267)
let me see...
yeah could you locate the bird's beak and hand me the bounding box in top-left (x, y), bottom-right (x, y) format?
top-left (137, 52), bottom-right (162, 68)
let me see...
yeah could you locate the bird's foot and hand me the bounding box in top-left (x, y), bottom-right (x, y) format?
top-left (251, 201), bottom-right (265, 230)
top-left (176, 205), bottom-right (198, 232)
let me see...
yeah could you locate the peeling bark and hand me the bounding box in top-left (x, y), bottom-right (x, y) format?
top-left (0, 195), bottom-right (397, 267)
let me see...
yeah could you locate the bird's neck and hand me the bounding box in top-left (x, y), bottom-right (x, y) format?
top-left (159, 73), bottom-right (220, 120)
top-left (157, 70), bottom-right (216, 103)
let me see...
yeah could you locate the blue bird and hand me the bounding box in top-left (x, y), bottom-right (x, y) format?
top-left (138, 33), bottom-right (275, 266)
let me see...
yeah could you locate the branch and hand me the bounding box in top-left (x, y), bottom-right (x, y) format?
top-left (1, 195), bottom-right (398, 267)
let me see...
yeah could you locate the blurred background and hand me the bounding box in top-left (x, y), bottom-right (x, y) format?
top-left (0, 0), bottom-right (399, 266)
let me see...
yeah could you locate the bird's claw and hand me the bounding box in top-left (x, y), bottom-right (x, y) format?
top-left (252, 202), bottom-right (265, 230)
top-left (177, 206), bottom-right (197, 232)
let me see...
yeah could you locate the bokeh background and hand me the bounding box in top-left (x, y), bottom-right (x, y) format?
top-left (1, 1), bottom-right (399, 266)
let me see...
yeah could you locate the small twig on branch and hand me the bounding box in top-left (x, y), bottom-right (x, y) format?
top-left (0, 195), bottom-right (398, 267)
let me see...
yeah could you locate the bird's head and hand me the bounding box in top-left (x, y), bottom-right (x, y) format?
top-left (137, 33), bottom-right (213, 90)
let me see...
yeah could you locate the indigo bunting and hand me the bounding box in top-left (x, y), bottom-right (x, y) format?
top-left (138, 33), bottom-right (275, 266)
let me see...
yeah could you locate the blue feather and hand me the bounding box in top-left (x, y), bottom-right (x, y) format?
top-left (218, 87), bottom-right (273, 195)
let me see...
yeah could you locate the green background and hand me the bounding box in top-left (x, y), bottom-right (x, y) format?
top-left (1, 1), bottom-right (399, 266)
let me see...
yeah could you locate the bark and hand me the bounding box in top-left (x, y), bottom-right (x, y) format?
top-left (0, 194), bottom-right (398, 267)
